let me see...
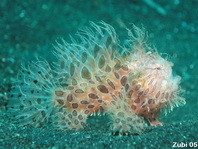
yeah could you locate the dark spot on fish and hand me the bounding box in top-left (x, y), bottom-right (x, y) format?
top-left (72, 110), bottom-right (78, 116)
top-left (70, 63), bottom-right (75, 76)
top-left (75, 89), bottom-right (84, 94)
top-left (134, 98), bottom-right (140, 103)
top-left (74, 119), bottom-right (79, 125)
top-left (114, 72), bottom-right (119, 79)
top-left (114, 62), bottom-right (121, 70)
top-left (82, 52), bottom-right (87, 63)
top-left (97, 85), bottom-right (109, 93)
top-left (55, 90), bottom-right (64, 96)
top-left (72, 79), bottom-right (77, 85)
top-left (121, 76), bottom-right (127, 86)
top-left (67, 94), bottom-right (73, 102)
top-left (125, 84), bottom-right (129, 92)
top-left (81, 66), bottom-right (91, 80)
top-left (131, 105), bottom-right (136, 110)
top-left (95, 76), bottom-right (102, 82)
top-left (84, 110), bottom-right (90, 115)
top-left (80, 100), bottom-right (90, 104)
top-left (127, 90), bottom-right (133, 98)
top-left (72, 103), bottom-right (78, 109)
top-left (122, 65), bottom-right (128, 71)
top-left (105, 65), bottom-right (111, 72)
top-left (94, 44), bottom-right (100, 58)
top-left (98, 56), bottom-right (105, 69)
top-left (78, 115), bottom-right (83, 120)
top-left (88, 93), bottom-right (99, 99)
top-left (57, 99), bottom-right (64, 105)
top-left (107, 79), bottom-right (115, 89)
top-left (88, 104), bottom-right (95, 109)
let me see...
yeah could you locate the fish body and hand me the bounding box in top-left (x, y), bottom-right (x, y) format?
top-left (8, 22), bottom-right (185, 134)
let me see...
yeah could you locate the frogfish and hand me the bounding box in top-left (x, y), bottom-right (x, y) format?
top-left (8, 22), bottom-right (186, 134)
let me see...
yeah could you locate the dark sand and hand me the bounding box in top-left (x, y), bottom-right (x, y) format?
top-left (0, 0), bottom-right (197, 148)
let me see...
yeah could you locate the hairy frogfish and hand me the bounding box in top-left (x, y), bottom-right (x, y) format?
top-left (8, 22), bottom-right (186, 134)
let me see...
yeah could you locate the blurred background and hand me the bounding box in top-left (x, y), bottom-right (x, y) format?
top-left (0, 0), bottom-right (197, 147)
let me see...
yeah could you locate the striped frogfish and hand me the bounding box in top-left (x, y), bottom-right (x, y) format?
top-left (8, 22), bottom-right (186, 134)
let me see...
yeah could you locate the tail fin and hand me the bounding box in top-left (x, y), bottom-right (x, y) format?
top-left (7, 59), bottom-right (57, 127)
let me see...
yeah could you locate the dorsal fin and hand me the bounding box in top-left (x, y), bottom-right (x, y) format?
top-left (53, 22), bottom-right (120, 86)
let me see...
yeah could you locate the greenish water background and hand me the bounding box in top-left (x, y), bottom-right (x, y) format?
top-left (0, 0), bottom-right (197, 148)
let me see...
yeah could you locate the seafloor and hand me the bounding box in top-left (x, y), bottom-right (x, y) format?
top-left (0, 0), bottom-right (197, 148)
